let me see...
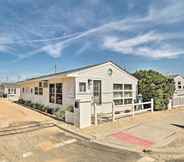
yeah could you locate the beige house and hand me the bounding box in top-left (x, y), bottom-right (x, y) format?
top-left (18, 61), bottom-right (138, 114)
top-left (172, 75), bottom-right (184, 96)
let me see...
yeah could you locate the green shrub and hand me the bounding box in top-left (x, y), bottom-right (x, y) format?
top-left (133, 70), bottom-right (175, 110)
top-left (17, 99), bottom-right (25, 105)
top-left (24, 100), bottom-right (32, 107)
top-left (54, 109), bottom-right (65, 119)
top-left (54, 105), bottom-right (74, 119)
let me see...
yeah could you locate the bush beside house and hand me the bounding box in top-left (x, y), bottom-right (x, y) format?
top-left (134, 70), bottom-right (175, 110)
top-left (16, 99), bottom-right (74, 120)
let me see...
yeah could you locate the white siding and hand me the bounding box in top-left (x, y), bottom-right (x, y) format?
top-left (20, 77), bottom-right (75, 108)
top-left (73, 62), bottom-right (137, 113)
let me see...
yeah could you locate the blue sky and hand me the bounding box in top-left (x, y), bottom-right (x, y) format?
top-left (0, 0), bottom-right (184, 81)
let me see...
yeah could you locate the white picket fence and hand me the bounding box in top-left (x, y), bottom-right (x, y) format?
top-left (169, 95), bottom-right (184, 109)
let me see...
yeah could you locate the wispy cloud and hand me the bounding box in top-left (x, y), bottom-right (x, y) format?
top-left (1, 0), bottom-right (184, 61)
top-left (103, 31), bottom-right (184, 59)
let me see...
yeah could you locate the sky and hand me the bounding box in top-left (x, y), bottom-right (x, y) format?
top-left (0, 0), bottom-right (184, 82)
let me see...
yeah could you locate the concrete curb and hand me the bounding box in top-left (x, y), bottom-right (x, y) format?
top-left (91, 139), bottom-right (144, 153)
top-left (55, 123), bottom-right (93, 141)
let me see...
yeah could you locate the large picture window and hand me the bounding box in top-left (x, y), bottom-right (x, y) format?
top-left (113, 83), bottom-right (133, 105)
top-left (49, 83), bottom-right (63, 104)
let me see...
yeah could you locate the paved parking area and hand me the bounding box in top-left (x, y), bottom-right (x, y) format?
top-left (0, 100), bottom-right (141, 162)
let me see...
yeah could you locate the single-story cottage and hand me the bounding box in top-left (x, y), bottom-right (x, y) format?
top-left (0, 82), bottom-right (20, 101)
top-left (18, 61), bottom-right (138, 114)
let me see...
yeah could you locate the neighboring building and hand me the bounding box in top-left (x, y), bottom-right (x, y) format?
top-left (0, 83), bottom-right (20, 101)
top-left (172, 75), bottom-right (184, 96)
top-left (18, 61), bottom-right (138, 113)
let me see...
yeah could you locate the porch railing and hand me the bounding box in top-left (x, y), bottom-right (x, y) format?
top-left (92, 99), bottom-right (154, 125)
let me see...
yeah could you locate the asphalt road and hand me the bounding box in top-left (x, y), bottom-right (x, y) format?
top-left (0, 100), bottom-right (141, 162)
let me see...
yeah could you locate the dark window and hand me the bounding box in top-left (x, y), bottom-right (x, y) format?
top-left (178, 86), bottom-right (182, 89)
top-left (22, 88), bottom-right (24, 93)
top-left (39, 82), bottom-right (42, 87)
top-left (178, 81), bottom-right (181, 85)
top-left (39, 87), bottom-right (43, 95)
top-left (8, 88), bottom-right (11, 94)
top-left (113, 84), bottom-right (123, 90)
top-left (124, 84), bottom-right (132, 90)
top-left (43, 81), bottom-right (48, 88)
top-left (56, 83), bottom-right (62, 104)
top-left (79, 82), bottom-right (86, 92)
top-left (93, 80), bottom-right (102, 105)
top-left (124, 99), bottom-right (133, 105)
top-left (114, 99), bottom-right (123, 105)
top-left (49, 84), bottom-right (55, 103)
top-left (35, 87), bottom-right (38, 95)
top-left (14, 88), bottom-right (16, 94)
top-left (31, 88), bottom-right (33, 94)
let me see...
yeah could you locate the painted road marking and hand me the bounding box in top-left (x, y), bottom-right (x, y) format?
top-left (112, 132), bottom-right (154, 148)
top-left (53, 139), bottom-right (77, 149)
top-left (53, 142), bottom-right (65, 148)
top-left (22, 152), bottom-right (33, 158)
top-left (63, 139), bottom-right (77, 145)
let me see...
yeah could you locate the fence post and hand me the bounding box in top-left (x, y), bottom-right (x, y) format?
top-left (112, 102), bottom-right (115, 122)
top-left (132, 102), bottom-right (135, 117)
top-left (151, 98), bottom-right (154, 112)
top-left (168, 98), bottom-right (172, 110)
top-left (94, 103), bottom-right (98, 126)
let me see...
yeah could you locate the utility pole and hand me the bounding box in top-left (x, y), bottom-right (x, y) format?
top-left (6, 76), bottom-right (9, 82)
top-left (54, 64), bottom-right (57, 73)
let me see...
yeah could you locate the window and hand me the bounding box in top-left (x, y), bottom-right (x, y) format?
top-left (14, 88), bottom-right (16, 94)
top-left (178, 81), bottom-right (181, 89)
top-left (49, 84), bottom-right (55, 103)
top-left (113, 83), bottom-right (133, 105)
top-left (39, 87), bottom-right (43, 95)
top-left (35, 87), bottom-right (38, 95)
top-left (31, 88), bottom-right (33, 94)
top-left (79, 82), bottom-right (86, 92)
top-left (8, 88), bottom-right (11, 94)
top-left (113, 84), bottom-right (123, 90)
top-left (93, 80), bottom-right (102, 105)
top-left (114, 99), bottom-right (123, 105)
top-left (22, 88), bottom-right (25, 93)
top-left (124, 91), bottom-right (133, 98)
top-left (124, 84), bottom-right (132, 90)
top-left (124, 99), bottom-right (133, 104)
top-left (49, 83), bottom-right (63, 104)
top-left (56, 83), bottom-right (62, 104)
top-left (39, 82), bottom-right (42, 87)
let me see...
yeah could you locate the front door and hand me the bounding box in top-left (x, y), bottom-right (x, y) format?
top-left (93, 80), bottom-right (102, 105)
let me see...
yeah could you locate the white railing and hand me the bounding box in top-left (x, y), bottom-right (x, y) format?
top-left (168, 95), bottom-right (184, 109)
top-left (112, 99), bottom-right (154, 121)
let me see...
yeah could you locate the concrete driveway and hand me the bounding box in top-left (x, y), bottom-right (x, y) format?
top-left (97, 110), bottom-right (184, 152)
top-left (0, 100), bottom-right (141, 162)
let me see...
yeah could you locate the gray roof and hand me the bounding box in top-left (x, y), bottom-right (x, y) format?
top-left (0, 82), bottom-right (18, 88)
top-left (170, 74), bottom-right (184, 78)
top-left (18, 61), bottom-right (137, 83)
